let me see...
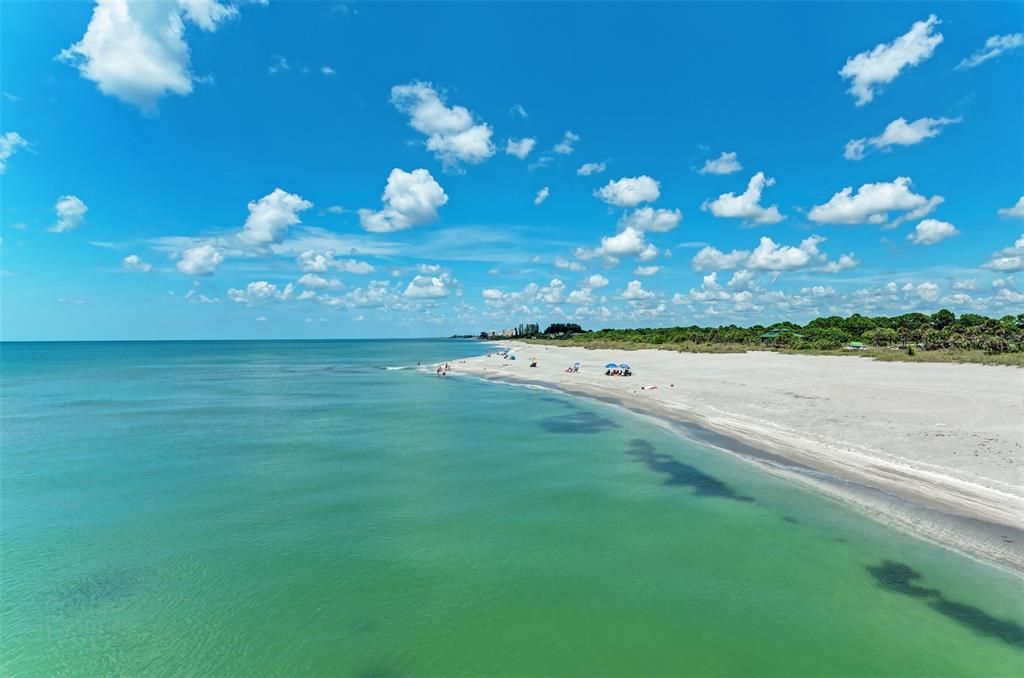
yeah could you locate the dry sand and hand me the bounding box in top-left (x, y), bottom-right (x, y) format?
top-left (450, 342), bottom-right (1024, 573)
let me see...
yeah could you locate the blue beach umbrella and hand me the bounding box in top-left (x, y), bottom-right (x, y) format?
top-left (604, 363), bottom-right (619, 368)
top-left (618, 363), bottom-right (631, 369)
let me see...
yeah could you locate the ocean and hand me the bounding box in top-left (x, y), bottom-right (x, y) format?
top-left (1, 339), bottom-right (1021, 676)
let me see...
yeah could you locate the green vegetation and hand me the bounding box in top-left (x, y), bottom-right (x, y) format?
top-left (522, 311), bottom-right (1024, 367)
top-left (542, 323), bottom-right (584, 336)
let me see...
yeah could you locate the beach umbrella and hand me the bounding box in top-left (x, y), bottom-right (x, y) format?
top-left (604, 363), bottom-right (619, 368)
top-left (618, 363), bottom-right (631, 369)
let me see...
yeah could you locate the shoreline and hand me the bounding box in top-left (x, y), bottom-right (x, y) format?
top-left (449, 342), bottom-right (1024, 575)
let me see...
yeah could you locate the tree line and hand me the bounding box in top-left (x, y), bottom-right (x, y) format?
top-left (535, 311), bottom-right (1024, 354)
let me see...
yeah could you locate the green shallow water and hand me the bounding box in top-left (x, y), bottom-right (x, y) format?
top-left (1, 340), bottom-right (1022, 676)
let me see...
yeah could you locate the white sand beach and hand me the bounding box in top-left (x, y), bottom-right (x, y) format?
top-left (453, 343), bottom-right (1024, 573)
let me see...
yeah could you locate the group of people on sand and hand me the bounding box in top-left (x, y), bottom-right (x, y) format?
top-left (564, 363), bottom-right (580, 373)
top-left (605, 367), bottom-right (632, 377)
top-left (488, 351), bottom-right (516, 361)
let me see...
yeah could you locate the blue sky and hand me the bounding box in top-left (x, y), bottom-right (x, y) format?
top-left (2, 1), bottom-right (1022, 340)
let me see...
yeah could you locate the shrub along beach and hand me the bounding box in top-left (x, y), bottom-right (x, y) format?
top-left (513, 310), bottom-right (1024, 366)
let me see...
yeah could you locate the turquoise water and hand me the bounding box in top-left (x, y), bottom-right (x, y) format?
top-left (1, 339), bottom-right (1022, 676)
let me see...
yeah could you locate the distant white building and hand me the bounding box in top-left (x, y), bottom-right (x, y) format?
top-left (484, 322), bottom-right (539, 338)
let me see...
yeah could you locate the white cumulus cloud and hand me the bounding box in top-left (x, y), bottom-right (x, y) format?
top-left (359, 168), bottom-right (448, 233)
top-left (177, 243), bottom-right (223, 275)
top-left (58, 0), bottom-right (239, 113)
top-left (981, 235), bottom-right (1024, 272)
top-left (184, 285), bottom-right (221, 304)
top-left (618, 280), bottom-right (651, 303)
top-left (0, 131), bottom-right (29, 173)
top-left (957, 33), bottom-right (1024, 70)
top-left (567, 287), bottom-right (595, 306)
top-left (819, 253), bottom-right (860, 273)
top-left (295, 250), bottom-right (374, 276)
top-left (727, 269), bottom-right (756, 291)
top-left (997, 197), bottom-right (1024, 219)
top-left (621, 280), bottom-right (654, 300)
top-left (701, 172), bottom-right (783, 225)
top-left (505, 137), bottom-right (536, 159)
top-left (575, 226), bottom-right (648, 260)
top-left (839, 15), bottom-right (943, 106)
top-left (341, 258), bottom-right (373, 274)
top-left (595, 175), bottom-right (660, 207)
top-left (297, 273), bottom-right (341, 290)
top-left (238, 188), bottom-right (312, 245)
top-left (122, 254), bottom-right (151, 271)
top-left (296, 250), bottom-right (332, 273)
top-left (319, 280), bottom-right (392, 309)
top-left (577, 161), bottom-right (606, 176)
top-left (844, 116), bottom-right (960, 160)
top-left (692, 235), bottom-right (852, 273)
top-left (534, 186), bottom-right (550, 205)
top-left (747, 235), bottom-right (823, 271)
top-left (633, 265), bottom-right (660, 276)
top-left (228, 280), bottom-right (294, 305)
top-left (688, 272), bottom-right (731, 302)
top-left (618, 207), bottom-right (681, 232)
top-left (553, 130), bottom-right (579, 155)
top-left (808, 177), bottom-right (942, 225)
top-left (691, 246), bottom-right (749, 272)
top-left (599, 227), bottom-right (646, 256)
top-left (390, 81), bottom-right (494, 168)
top-left (908, 219), bottom-right (958, 245)
top-left (698, 151), bottom-right (742, 175)
top-left (554, 256), bottom-right (584, 272)
top-left (540, 278), bottom-right (566, 304)
top-left (50, 195), bottom-right (88, 233)
top-left (637, 243), bottom-right (659, 262)
top-left (404, 272), bottom-right (455, 299)
top-left (903, 281), bottom-right (940, 302)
